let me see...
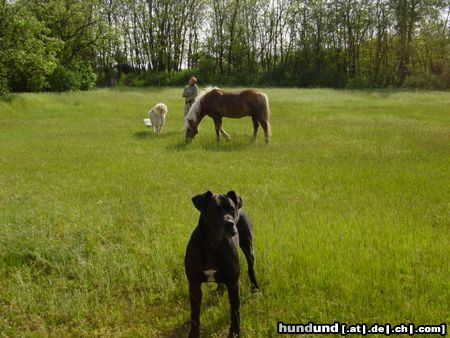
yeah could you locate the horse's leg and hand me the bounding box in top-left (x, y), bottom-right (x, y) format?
top-left (213, 117), bottom-right (221, 142)
top-left (219, 126), bottom-right (231, 141)
top-left (251, 115), bottom-right (259, 142)
top-left (258, 118), bottom-right (271, 144)
top-left (214, 117), bottom-right (231, 141)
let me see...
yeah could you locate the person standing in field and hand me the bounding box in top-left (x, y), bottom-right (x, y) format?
top-left (182, 76), bottom-right (198, 117)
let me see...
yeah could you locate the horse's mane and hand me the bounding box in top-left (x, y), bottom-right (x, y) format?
top-left (184, 86), bottom-right (219, 129)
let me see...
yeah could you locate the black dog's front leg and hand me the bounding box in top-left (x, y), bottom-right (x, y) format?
top-left (188, 283), bottom-right (202, 338)
top-left (226, 282), bottom-right (240, 337)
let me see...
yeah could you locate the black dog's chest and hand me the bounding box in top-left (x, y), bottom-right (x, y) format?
top-left (199, 249), bottom-right (221, 283)
top-left (198, 242), bottom-right (239, 283)
top-left (202, 268), bottom-right (219, 282)
top-left (199, 264), bottom-right (231, 284)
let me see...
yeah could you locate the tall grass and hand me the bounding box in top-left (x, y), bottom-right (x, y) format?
top-left (0, 88), bottom-right (449, 336)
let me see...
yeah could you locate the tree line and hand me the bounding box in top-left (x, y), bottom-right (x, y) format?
top-left (1, 0), bottom-right (449, 94)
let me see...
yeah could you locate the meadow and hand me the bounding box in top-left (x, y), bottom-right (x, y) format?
top-left (0, 88), bottom-right (449, 337)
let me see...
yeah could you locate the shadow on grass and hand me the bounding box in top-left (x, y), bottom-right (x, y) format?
top-left (163, 319), bottom-right (191, 338)
top-left (162, 289), bottom-right (229, 338)
top-left (166, 141), bottom-right (190, 152)
top-left (0, 94), bottom-right (17, 103)
top-left (336, 88), bottom-right (399, 98)
top-left (133, 130), bottom-right (179, 140)
top-left (110, 85), bottom-right (168, 93)
top-left (165, 134), bottom-right (268, 152)
top-left (200, 140), bottom-right (254, 152)
top-left (163, 319), bottom-right (229, 338)
top-left (1, 252), bottom-right (36, 268)
top-left (201, 133), bottom-right (271, 152)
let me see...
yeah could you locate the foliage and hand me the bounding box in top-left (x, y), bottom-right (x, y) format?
top-left (47, 62), bottom-right (97, 92)
top-left (0, 0), bottom-right (104, 93)
top-left (74, 62), bottom-right (97, 90)
top-left (47, 65), bottom-right (82, 92)
top-left (0, 63), bottom-right (8, 95)
top-left (1, 0), bottom-right (449, 91)
top-left (119, 70), bottom-right (195, 87)
top-left (0, 1), bottom-right (61, 92)
top-left (93, 0), bottom-right (450, 89)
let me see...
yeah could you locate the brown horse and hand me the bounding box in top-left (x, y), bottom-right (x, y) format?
top-left (184, 87), bottom-right (271, 144)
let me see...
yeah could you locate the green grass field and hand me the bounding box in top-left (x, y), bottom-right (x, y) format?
top-left (0, 88), bottom-right (449, 337)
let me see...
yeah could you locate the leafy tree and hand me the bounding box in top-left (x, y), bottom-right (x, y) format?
top-left (1, 0), bottom-right (449, 91)
top-left (0, 0), bottom-right (61, 93)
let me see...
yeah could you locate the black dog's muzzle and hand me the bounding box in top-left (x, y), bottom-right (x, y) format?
top-left (225, 220), bottom-right (238, 237)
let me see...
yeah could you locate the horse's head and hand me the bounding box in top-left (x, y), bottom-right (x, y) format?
top-left (185, 118), bottom-right (198, 143)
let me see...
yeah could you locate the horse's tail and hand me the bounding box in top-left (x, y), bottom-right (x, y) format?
top-left (261, 93), bottom-right (270, 115)
top-left (261, 92), bottom-right (271, 136)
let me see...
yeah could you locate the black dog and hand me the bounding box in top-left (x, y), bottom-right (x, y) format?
top-left (185, 191), bottom-right (259, 338)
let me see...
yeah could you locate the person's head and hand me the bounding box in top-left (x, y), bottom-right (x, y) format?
top-left (188, 76), bottom-right (197, 86)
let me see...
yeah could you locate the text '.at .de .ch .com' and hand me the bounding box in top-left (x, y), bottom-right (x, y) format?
top-left (277, 322), bottom-right (447, 336)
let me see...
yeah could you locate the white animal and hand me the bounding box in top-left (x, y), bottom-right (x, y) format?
top-left (144, 103), bottom-right (168, 134)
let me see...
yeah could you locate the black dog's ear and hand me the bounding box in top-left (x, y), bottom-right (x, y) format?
top-left (192, 191), bottom-right (213, 213)
top-left (226, 191), bottom-right (242, 209)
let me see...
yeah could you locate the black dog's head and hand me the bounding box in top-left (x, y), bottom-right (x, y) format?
top-left (192, 191), bottom-right (242, 248)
